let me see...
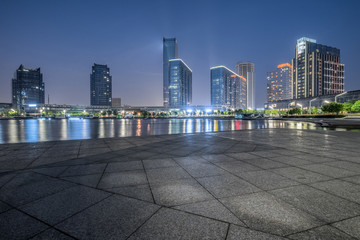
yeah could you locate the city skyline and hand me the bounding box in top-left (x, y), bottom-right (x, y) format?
top-left (1, 0), bottom-right (360, 108)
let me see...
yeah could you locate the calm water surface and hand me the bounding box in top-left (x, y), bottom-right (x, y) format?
top-left (0, 118), bottom-right (326, 144)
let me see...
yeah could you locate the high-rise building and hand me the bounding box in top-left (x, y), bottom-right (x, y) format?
top-left (267, 63), bottom-right (293, 102)
top-left (163, 37), bottom-right (178, 107)
top-left (236, 62), bottom-right (254, 109)
top-left (292, 37), bottom-right (344, 99)
top-left (12, 65), bottom-right (45, 110)
top-left (90, 63), bottom-right (112, 106)
top-left (210, 66), bottom-right (246, 109)
top-left (168, 59), bottom-right (192, 107)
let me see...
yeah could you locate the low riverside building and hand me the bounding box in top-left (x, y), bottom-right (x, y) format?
top-left (22, 104), bottom-right (227, 116)
top-left (264, 89), bottom-right (360, 110)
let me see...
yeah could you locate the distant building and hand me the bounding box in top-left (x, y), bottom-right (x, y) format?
top-left (12, 65), bottom-right (45, 110)
top-left (163, 37), bottom-right (178, 107)
top-left (168, 59), bottom-right (192, 107)
top-left (210, 66), bottom-right (246, 109)
top-left (90, 63), bottom-right (112, 106)
top-left (112, 98), bottom-right (121, 108)
top-left (236, 62), bottom-right (254, 109)
top-left (267, 63), bottom-right (293, 102)
top-left (292, 37), bottom-right (344, 99)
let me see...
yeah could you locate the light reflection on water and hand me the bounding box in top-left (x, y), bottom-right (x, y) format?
top-left (0, 118), bottom-right (344, 144)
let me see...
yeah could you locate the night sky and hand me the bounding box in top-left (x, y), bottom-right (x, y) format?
top-left (1, 0), bottom-right (359, 108)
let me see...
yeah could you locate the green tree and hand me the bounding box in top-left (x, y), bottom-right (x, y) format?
top-left (343, 102), bottom-right (353, 112)
top-left (321, 102), bottom-right (343, 114)
top-left (271, 109), bottom-right (279, 116)
top-left (351, 100), bottom-right (360, 112)
top-left (288, 108), bottom-right (302, 115)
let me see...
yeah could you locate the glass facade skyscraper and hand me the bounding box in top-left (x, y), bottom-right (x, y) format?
top-left (292, 37), bottom-right (344, 99)
top-left (12, 64), bottom-right (45, 110)
top-left (90, 63), bottom-right (112, 106)
top-left (163, 38), bottom-right (178, 107)
top-left (210, 66), bottom-right (246, 109)
top-left (236, 62), bottom-right (254, 109)
top-left (168, 59), bottom-right (192, 107)
top-left (267, 63), bottom-right (293, 102)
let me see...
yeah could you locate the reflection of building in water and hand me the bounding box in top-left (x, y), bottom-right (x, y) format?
top-left (136, 119), bottom-right (141, 136)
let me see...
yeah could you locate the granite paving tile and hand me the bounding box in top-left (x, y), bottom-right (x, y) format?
top-left (226, 224), bottom-right (287, 240)
top-left (97, 170), bottom-right (148, 188)
top-left (0, 172), bottom-right (75, 207)
top-left (143, 158), bottom-right (178, 169)
top-left (341, 175), bottom-right (360, 185)
top-left (56, 195), bottom-right (160, 240)
top-left (299, 164), bottom-right (358, 178)
top-left (332, 216), bottom-right (360, 239)
top-left (105, 161), bottom-right (143, 172)
top-left (173, 199), bottom-right (245, 225)
top-left (214, 161), bottom-right (261, 175)
top-left (0, 209), bottom-right (48, 239)
top-left (0, 201), bottom-right (11, 213)
top-left (220, 192), bottom-right (323, 236)
top-left (106, 184), bottom-right (154, 202)
top-left (288, 225), bottom-right (356, 240)
top-left (268, 155), bottom-right (313, 166)
top-left (32, 166), bottom-right (69, 177)
top-left (59, 163), bottom-right (107, 177)
top-left (20, 185), bottom-right (111, 225)
top-left (181, 162), bottom-right (228, 178)
top-left (293, 154), bottom-right (335, 163)
top-left (173, 156), bottom-right (208, 166)
top-left (226, 152), bottom-right (260, 160)
top-left (200, 154), bottom-right (237, 163)
top-left (241, 158), bottom-right (289, 169)
top-left (146, 166), bottom-right (191, 184)
top-left (128, 208), bottom-right (228, 240)
top-left (324, 160), bottom-right (360, 173)
top-left (197, 173), bottom-right (260, 198)
top-left (61, 174), bottom-right (103, 188)
top-left (310, 179), bottom-right (360, 204)
top-left (150, 178), bottom-right (214, 206)
top-left (271, 166), bottom-right (331, 184)
top-left (30, 228), bottom-right (75, 239)
top-left (238, 170), bottom-right (300, 191)
top-left (271, 185), bottom-right (360, 223)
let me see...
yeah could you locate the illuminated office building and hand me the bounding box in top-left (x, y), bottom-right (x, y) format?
top-left (267, 63), bottom-right (293, 102)
top-left (12, 65), bottom-right (45, 110)
top-left (210, 66), bottom-right (246, 109)
top-left (292, 37), bottom-right (344, 99)
top-left (236, 62), bottom-right (254, 109)
top-left (168, 59), bottom-right (192, 107)
top-left (90, 63), bottom-right (112, 106)
top-left (163, 37), bottom-right (178, 107)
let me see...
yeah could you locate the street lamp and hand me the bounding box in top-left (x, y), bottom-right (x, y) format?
top-left (335, 92), bottom-right (347, 103)
top-left (309, 98), bottom-right (318, 114)
top-left (324, 100), bottom-right (330, 104)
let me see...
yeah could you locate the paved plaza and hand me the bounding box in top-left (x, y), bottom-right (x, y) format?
top-left (1, 128), bottom-right (360, 239)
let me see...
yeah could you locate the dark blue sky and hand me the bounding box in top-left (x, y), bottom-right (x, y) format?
top-left (1, 0), bottom-right (359, 108)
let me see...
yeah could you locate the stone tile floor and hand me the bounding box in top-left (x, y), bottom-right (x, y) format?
top-left (0, 129), bottom-right (360, 239)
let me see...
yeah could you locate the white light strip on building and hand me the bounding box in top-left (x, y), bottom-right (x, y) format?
top-left (210, 66), bottom-right (240, 77)
top-left (169, 59), bottom-right (193, 72)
